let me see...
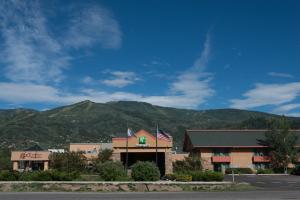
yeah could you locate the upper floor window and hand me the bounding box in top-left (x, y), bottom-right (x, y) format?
top-left (253, 149), bottom-right (269, 156)
top-left (213, 148), bottom-right (230, 156)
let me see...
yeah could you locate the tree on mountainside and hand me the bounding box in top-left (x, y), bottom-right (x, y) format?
top-left (264, 117), bottom-right (298, 173)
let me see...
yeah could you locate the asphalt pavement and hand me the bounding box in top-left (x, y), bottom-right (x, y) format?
top-left (224, 174), bottom-right (300, 190)
top-left (1, 191), bottom-right (300, 200)
top-left (1, 175), bottom-right (300, 199)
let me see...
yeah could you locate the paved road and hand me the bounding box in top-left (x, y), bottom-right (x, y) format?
top-left (224, 175), bottom-right (300, 190)
top-left (0, 191), bottom-right (300, 200)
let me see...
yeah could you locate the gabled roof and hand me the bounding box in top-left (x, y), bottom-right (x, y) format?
top-left (183, 129), bottom-right (300, 151)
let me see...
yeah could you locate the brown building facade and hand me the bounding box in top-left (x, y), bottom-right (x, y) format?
top-left (11, 145), bottom-right (50, 172)
top-left (112, 129), bottom-right (173, 175)
top-left (183, 130), bottom-right (300, 172)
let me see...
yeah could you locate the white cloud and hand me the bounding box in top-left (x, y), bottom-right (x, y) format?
top-left (0, 0), bottom-right (69, 83)
top-left (230, 82), bottom-right (300, 109)
top-left (273, 103), bottom-right (300, 114)
top-left (81, 76), bottom-right (96, 85)
top-left (64, 6), bottom-right (122, 49)
top-left (168, 33), bottom-right (214, 106)
top-left (268, 72), bottom-right (293, 78)
top-left (0, 82), bottom-right (210, 108)
top-left (0, 32), bottom-right (214, 109)
top-left (102, 71), bottom-right (140, 88)
top-left (0, 82), bottom-right (62, 103)
top-left (0, 1), bottom-right (122, 84)
top-left (286, 113), bottom-right (300, 117)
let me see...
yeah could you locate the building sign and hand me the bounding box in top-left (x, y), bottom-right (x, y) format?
top-left (139, 136), bottom-right (146, 144)
top-left (19, 152), bottom-right (43, 159)
top-left (136, 136), bottom-right (149, 147)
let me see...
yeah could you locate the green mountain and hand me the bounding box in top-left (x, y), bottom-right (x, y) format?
top-left (1, 100), bottom-right (300, 151)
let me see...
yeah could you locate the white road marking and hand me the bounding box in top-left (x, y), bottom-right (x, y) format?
top-left (256, 182), bottom-right (266, 184)
top-left (288, 182), bottom-right (297, 184)
top-left (271, 181), bottom-right (281, 184)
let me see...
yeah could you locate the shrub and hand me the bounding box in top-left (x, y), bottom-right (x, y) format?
top-left (225, 168), bottom-right (253, 174)
top-left (162, 173), bottom-right (176, 181)
top-left (0, 170), bottom-right (17, 181)
top-left (173, 157), bottom-right (202, 174)
top-left (97, 149), bottom-right (113, 163)
top-left (191, 171), bottom-right (224, 182)
top-left (291, 166), bottom-right (300, 175)
top-left (131, 161), bottom-right (160, 181)
top-left (174, 174), bottom-right (192, 182)
top-left (18, 170), bottom-right (79, 181)
top-left (49, 152), bottom-right (87, 173)
top-left (256, 169), bottom-right (274, 174)
top-left (97, 161), bottom-right (126, 181)
top-left (115, 176), bottom-right (133, 181)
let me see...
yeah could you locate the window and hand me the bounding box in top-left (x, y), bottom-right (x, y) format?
top-left (213, 148), bottom-right (230, 156)
top-left (254, 163), bottom-right (270, 170)
top-left (253, 149), bottom-right (269, 156)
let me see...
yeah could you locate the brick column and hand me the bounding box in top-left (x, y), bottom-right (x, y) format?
top-left (13, 161), bottom-right (19, 171)
top-left (44, 161), bottom-right (49, 171)
top-left (112, 152), bottom-right (121, 162)
top-left (165, 152), bottom-right (173, 174)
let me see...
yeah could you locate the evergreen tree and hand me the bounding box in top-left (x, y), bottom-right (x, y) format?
top-left (265, 117), bottom-right (298, 173)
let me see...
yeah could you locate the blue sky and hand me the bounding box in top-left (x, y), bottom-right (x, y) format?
top-left (0, 0), bottom-right (299, 116)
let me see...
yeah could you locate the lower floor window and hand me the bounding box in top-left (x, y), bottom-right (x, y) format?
top-left (254, 163), bottom-right (270, 169)
top-left (213, 163), bottom-right (230, 172)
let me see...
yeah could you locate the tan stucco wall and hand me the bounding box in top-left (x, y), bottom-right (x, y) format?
top-left (200, 149), bottom-right (213, 170)
top-left (230, 148), bottom-right (254, 168)
top-left (11, 151), bottom-right (50, 161)
top-left (69, 143), bottom-right (103, 160)
top-left (172, 153), bottom-right (189, 162)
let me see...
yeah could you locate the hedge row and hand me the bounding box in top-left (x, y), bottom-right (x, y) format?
top-left (163, 171), bottom-right (224, 182)
top-left (225, 168), bottom-right (253, 174)
top-left (0, 170), bottom-right (79, 181)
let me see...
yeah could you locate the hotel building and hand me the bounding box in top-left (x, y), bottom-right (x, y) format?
top-left (183, 129), bottom-right (300, 172)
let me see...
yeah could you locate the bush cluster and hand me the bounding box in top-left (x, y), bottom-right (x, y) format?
top-left (131, 161), bottom-right (160, 181)
top-left (174, 174), bottom-right (192, 182)
top-left (162, 173), bottom-right (176, 181)
top-left (291, 166), bottom-right (300, 175)
top-left (190, 171), bottom-right (224, 181)
top-left (96, 161), bottom-right (126, 181)
top-left (256, 169), bottom-right (274, 174)
top-left (173, 157), bottom-right (202, 174)
top-left (225, 168), bottom-right (253, 174)
top-left (0, 170), bottom-right (79, 181)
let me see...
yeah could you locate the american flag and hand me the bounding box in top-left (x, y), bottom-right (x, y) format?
top-left (156, 128), bottom-right (172, 141)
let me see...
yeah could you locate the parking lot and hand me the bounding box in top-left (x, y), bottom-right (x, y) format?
top-left (224, 174), bottom-right (300, 190)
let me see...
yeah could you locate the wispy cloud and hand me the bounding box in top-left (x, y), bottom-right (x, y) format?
top-left (102, 71), bottom-right (140, 88)
top-left (0, 0), bottom-right (69, 83)
top-left (268, 72), bottom-right (293, 78)
top-left (0, 0), bottom-right (122, 84)
top-left (168, 33), bottom-right (214, 107)
top-left (64, 5), bottom-right (122, 49)
top-left (0, 33), bottom-right (214, 108)
top-left (273, 103), bottom-right (300, 114)
top-left (230, 82), bottom-right (300, 109)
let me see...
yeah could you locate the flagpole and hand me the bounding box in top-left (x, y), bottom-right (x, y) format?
top-left (156, 123), bottom-right (158, 166)
top-left (125, 122), bottom-right (129, 173)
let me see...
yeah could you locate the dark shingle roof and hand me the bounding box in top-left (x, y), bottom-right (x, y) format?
top-left (25, 144), bottom-right (44, 151)
top-left (185, 130), bottom-right (300, 148)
